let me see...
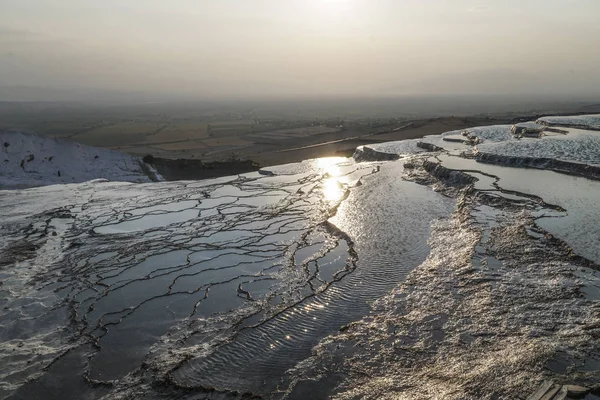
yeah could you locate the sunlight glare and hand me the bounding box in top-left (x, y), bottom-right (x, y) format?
top-left (316, 157), bottom-right (346, 177)
top-left (317, 157), bottom-right (349, 202)
top-left (323, 177), bottom-right (344, 202)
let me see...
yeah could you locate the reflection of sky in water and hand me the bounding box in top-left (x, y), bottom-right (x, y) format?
top-left (93, 156), bottom-right (357, 235)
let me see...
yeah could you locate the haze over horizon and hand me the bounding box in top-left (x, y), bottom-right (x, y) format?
top-left (1, 0), bottom-right (600, 101)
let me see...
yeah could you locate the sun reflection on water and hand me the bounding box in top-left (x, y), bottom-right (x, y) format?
top-left (317, 157), bottom-right (344, 177)
top-left (322, 178), bottom-right (344, 201)
top-left (317, 157), bottom-right (349, 201)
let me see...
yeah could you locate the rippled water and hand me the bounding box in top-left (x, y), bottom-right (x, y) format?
top-left (3, 114), bottom-right (600, 400)
top-left (169, 162), bottom-right (454, 394)
top-left (1, 156), bottom-right (453, 399)
top-left (279, 114), bottom-right (600, 399)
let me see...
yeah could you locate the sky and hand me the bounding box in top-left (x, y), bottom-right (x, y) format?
top-left (1, 0), bottom-right (600, 100)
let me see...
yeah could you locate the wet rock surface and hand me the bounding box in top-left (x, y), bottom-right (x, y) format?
top-left (352, 145), bottom-right (400, 162)
top-left (1, 114), bottom-right (600, 399)
top-left (0, 157), bottom-right (452, 399)
top-left (280, 171), bottom-right (600, 399)
top-left (278, 114), bottom-right (600, 399)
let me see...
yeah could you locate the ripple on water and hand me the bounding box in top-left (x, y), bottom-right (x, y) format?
top-left (169, 162), bottom-right (455, 394)
top-left (3, 156), bottom-right (455, 400)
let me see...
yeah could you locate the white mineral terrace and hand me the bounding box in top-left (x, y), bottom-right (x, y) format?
top-left (1, 115), bottom-right (600, 400)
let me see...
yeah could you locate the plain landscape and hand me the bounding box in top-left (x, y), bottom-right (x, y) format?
top-left (3, 96), bottom-right (600, 179)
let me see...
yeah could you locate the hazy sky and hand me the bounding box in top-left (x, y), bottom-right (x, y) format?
top-left (1, 0), bottom-right (599, 99)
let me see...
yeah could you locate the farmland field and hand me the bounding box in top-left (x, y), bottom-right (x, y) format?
top-left (3, 99), bottom-right (600, 167)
